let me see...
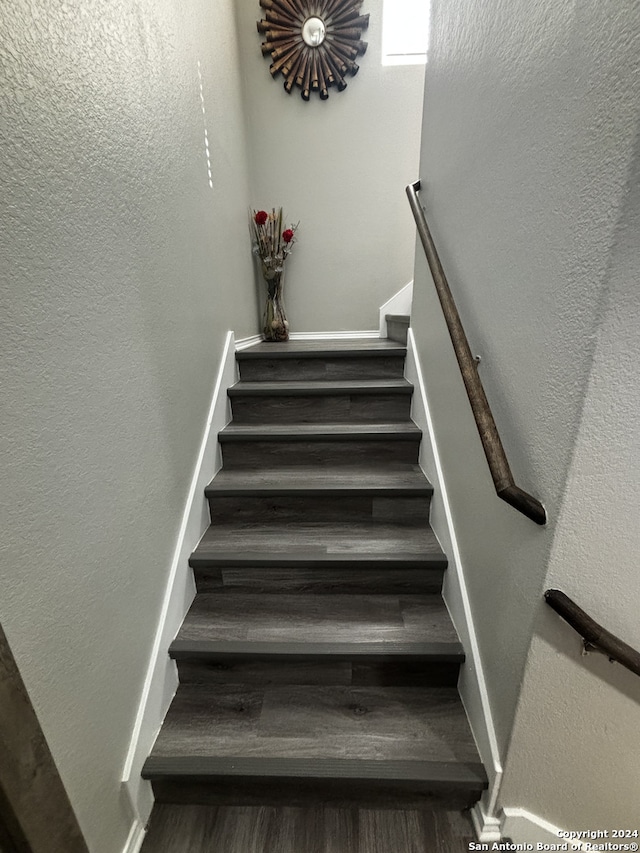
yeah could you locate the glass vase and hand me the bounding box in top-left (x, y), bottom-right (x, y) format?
top-left (261, 265), bottom-right (289, 342)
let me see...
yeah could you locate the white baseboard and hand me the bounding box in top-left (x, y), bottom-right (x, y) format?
top-left (235, 333), bottom-right (263, 350)
top-left (120, 331), bottom-right (238, 824)
top-left (236, 331), bottom-right (380, 348)
top-left (122, 819), bottom-right (146, 853)
top-left (379, 281), bottom-right (413, 337)
top-left (501, 808), bottom-right (589, 849)
top-left (289, 330), bottom-right (379, 340)
top-left (405, 329), bottom-right (503, 826)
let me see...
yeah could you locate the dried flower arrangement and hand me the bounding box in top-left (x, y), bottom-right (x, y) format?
top-left (249, 208), bottom-right (298, 341)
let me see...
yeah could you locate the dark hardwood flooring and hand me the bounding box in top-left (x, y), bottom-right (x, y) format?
top-left (141, 804), bottom-right (476, 852)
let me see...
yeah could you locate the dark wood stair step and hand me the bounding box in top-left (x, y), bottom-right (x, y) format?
top-left (191, 564), bottom-right (446, 595)
top-left (219, 423), bottom-right (422, 468)
top-left (190, 520), bottom-right (446, 593)
top-left (173, 593), bottom-right (459, 645)
top-left (143, 756), bottom-right (487, 809)
top-left (207, 494), bottom-right (431, 525)
top-left (236, 340), bottom-right (406, 382)
top-left (205, 466), bottom-right (434, 523)
top-left (228, 379), bottom-right (413, 396)
top-left (228, 380), bottom-right (414, 424)
top-left (146, 683), bottom-right (480, 763)
top-left (190, 521), bottom-right (446, 568)
top-left (170, 592), bottom-right (463, 686)
top-left (173, 639), bottom-right (463, 688)
top-left (142, 684), bottom-right (487, 808)
top-left (172, 642), bottom-right (463, 687)
top-left (173, 652), bottom-right (461, 689)
top-left (205, 465), bottom-right (433, 497)
top-left (219, 423), bottom-right (422, 441)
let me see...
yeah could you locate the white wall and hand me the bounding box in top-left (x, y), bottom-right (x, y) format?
top-left (411, 0), bottom-right (639, 773)
top-left (499, 136), bottom-right (640, 829)
top-left (235, 0), bottom-right (425, 333)
top-left (0, 2), bottom-right (258, 851)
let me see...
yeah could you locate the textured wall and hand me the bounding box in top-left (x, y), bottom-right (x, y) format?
top-left (235, 0), bottom-right (425, 333)
top-left (500, 136), bottom-right (640, 827)
top-left (0, 1), bottom-right (257, 850)
top-left (411, 0), bottom-right (639, 765)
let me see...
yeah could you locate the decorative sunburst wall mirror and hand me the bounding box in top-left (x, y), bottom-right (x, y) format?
top-left (257, 0), bottom-right (370, 100)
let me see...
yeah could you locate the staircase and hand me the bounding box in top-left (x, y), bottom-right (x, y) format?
top-left (142, 338), bottom-right (487, 811)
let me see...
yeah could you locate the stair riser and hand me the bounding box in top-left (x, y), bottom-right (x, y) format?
top-left (386, 320), bottom-right (410, 345)
top-left (229, 393), bottom-right (412, 425)
top-left (238, 356), bottom-right (406, 382)
top-left (192, 567), bottom-right (446, 595)
top-left (175, 659), bottom-right (460, 688)
top-left (220, 438), bottom-right (421, 468)
top-left (207, 495), bottom-right (431, 524)
top-left (150, 778), bottom-right (483, 810)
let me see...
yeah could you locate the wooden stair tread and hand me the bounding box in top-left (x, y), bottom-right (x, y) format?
top-left (237, 340), bottom-right (406, 359)
top-left (191, 521), bottom-right (445, 565)
top-left (172, 594), bottom-right (461, 648)
top-left (228, 379), bottom-right (413, 396)
top-left (219, 422), bottom-right (422, 441)
top-left (206, 465), bottom-right (433, 496)
top-left (144, 684), bottom-right (484, 767)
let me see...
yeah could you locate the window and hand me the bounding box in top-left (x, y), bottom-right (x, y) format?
top-left (382, 0), bottom-right (430, 66)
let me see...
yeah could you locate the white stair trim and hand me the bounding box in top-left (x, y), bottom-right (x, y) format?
top-left (500, 807), bottom-right (591, 849)
top-left (235, 333), bottom-right (263, 350)
top-left (120, 331), bottom-right (238, 824)
top-left (289, 330), bottom-right (379, 340)
top-left (406, 328), bottom-right (503, 835)
top-left (236, 331), bottom-right (380, 349)
top-left (122, 818), bottom-right (146, 853)
top-left (471, 801), bottom-right (502, 843)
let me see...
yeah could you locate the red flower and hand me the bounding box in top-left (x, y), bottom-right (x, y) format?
top-left (282, 229), bottom-right (294, 243)
top-left (255, 210), bottom-right (268, 225)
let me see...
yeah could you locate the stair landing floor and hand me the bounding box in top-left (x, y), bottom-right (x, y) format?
top-left (141, 803), bottom-right (477, 853)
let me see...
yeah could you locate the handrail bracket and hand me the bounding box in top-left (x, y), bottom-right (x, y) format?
top-left (545, 589), bottom-right (640, 678)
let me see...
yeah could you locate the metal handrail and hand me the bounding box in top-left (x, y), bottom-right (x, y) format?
top-left (406, 179), bottom-right (546, 525)
top-left (545, 589), bottom-right (640, 677)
